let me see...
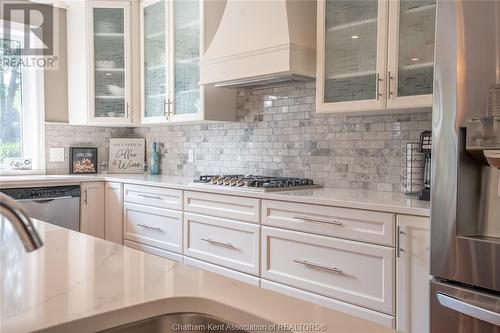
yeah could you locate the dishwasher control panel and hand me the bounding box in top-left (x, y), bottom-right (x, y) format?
top-left (1, 185), bottom-right (81, 200)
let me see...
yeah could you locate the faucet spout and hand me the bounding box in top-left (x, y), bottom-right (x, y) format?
top-left (0, 193), bottom-right (43, 252)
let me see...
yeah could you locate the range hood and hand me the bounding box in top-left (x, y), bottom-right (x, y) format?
top-left (200, 0), bottom-right (317, 88)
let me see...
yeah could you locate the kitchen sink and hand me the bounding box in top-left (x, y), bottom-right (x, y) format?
top-left (101, 313), bottom-right (249, 333)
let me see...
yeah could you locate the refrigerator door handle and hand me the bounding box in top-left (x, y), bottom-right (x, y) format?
top-left (437, 292), bottom-right (500, 326)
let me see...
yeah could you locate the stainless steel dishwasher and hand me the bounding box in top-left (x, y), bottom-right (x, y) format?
top-left (1, 185), bottom-right (81, 231)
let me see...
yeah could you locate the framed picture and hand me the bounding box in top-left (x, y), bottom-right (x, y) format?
top-left (69, 147), bottom-right (98, 174)
top-left (108, 138), bottom-right (145, 174)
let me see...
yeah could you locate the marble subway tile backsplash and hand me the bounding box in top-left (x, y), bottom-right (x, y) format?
top-left (45, 81), bottom-right (431, 192)
top-left (45, 125), bottom-right (131, 174)
top-left (133, 82), bottom-right (431, 192)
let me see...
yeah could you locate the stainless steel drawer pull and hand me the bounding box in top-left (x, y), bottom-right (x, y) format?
top-left (293, 215), bottom-right (343, 226)
top-left (293, 259), bottom-right (343, 275)
top-left (137, 194), bottom-right (162, 200)
top-left (137, 224), bottom-right (163, 232)
top-left (201, 238), bottom-right (235, 249)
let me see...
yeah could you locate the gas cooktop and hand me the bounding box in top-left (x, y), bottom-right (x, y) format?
top-left (190, 175), bottom-right (322, 192)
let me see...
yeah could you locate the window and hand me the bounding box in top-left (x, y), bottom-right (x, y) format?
top-left (0, 20), bottom-right (45, 174)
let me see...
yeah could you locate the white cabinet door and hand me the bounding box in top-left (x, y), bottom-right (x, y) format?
top-left (262, 226), bottom-right (394, 314)
top-left (140, 0), bottom-right (169, 124)
top-left (387, 0), bottom-right (436, 109)
top-left (88, 1), bottom-right (132, 125)
top-left (184, 257), bottom-right (260, 287)
top-left (124, 184), bottom-right (183, 210)
top-left (139, 0), bottom-right (235, 124)
top-left (396, 214), bottom-right (430, 333)
top-left (87, 1), bottom-right (132, 124)
top-left (184, 191), bottom-right (260, 224)
top-left (124, 239), bottom-right (183, 263)
top-left (67, 0), bottom-right (133, 125)
top-left (262, 200), bottom-right (395, 246)
top-left (124, 202), bottom-right (183, 253)
top-left (316, 0), bottom-right (389, 113)
top-left (105, 182), bottom-right (123, 244)
top-left (81, 182), bottom-right (105, 239)
top-left (184, 213), bottom-right (260, 275)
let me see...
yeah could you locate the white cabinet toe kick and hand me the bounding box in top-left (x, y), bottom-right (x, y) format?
top-left (84, 180), bottom-right (428, 331)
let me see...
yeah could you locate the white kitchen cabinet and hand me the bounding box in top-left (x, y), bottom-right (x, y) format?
top-left (140, 0), bottom-right (235, 124)
top-left (316, 0), bottom-right (435, 113)
top-left (105, 182), bottom-right (123, 244)
top-left (184, 212), bottom-right (260, 275)
top-left (184, 257), bottom-right (260, 287)
top-left (124, 184), bottom-right (183, 210)
top-left (261, 279), bottom-right (394, 328)
top-left (184, 191), bottom-right (260, 224)
top-left (262, 226), bottom-right (394, 314)
top-left (67, 0), bottom-right (134, 125)
top-left (124, 239), bottom-right (183, 263)
top-left (316, 0), bottom-right (389, 113)
top-left (80, 182), bottom-right (105, 239)
top-left (262, 200), bottom-right (395, 246)
top-left (396, 214), bottom-right (430, 333)
top-left (387, 0), bottom-right (435, 109)
top-left (124, 202), bottom-right (183, 253)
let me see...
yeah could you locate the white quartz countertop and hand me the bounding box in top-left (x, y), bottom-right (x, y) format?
top-left (0, 174), bottom-right (430, 216)
top-left (0, 219), bottom-right (395, 333)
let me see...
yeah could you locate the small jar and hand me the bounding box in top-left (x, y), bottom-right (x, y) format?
top-left (99, 160), bottom-right (108, 174)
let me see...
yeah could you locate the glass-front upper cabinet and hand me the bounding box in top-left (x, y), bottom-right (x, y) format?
top-left (90, 2), bottom-right (132, 124)
top-left (387, 0), bottom-right (436, 109)
top-left (171, 0), bottom-right (200, 121)
top-left (141, 0), bottom-right (235, 124)
top-left (141, 0), bottom-right (168, 124)
top-left (316, 0), bottom-right (389, 113)
top-left (316, 0), bottom-right (436, 113)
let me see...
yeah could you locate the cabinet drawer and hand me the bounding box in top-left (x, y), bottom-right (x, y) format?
top-left (124, 203), bottom-right (182, 253)
top-left (262, 200), bottom-right (395, 246)
top-left (124, 184), bottom-right (182, 210)
top-left (124, 240), bottom-right (183, 263)
top-left (184, 191), bottom-right (260, 223)
top-left (183, 213), bottom-right (260, 275)
top-left (262, 227), bottom-right (394, 314)
top-left (184, 257), bottom-right (260, 287)
top-left (261, 280), bottom-right (395, 328)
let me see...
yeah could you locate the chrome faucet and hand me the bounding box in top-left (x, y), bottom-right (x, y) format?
top-left (0, 193), bottom-right (43, 252)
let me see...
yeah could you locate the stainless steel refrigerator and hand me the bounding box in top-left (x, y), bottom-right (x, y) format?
top-left (430, 0), bottom-right (500, 332)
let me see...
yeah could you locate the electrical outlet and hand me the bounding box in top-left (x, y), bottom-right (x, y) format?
top-left (49, 148), bottom-right (65, 162)
top-left (188, 149), bottom-right (194, 163)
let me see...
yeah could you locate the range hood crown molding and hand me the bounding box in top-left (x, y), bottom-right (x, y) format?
top-left (200, 0), bottom-right (317, 87)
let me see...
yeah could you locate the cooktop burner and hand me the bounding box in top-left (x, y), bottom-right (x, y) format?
top-left (190, 175), bottom-right (322, 192)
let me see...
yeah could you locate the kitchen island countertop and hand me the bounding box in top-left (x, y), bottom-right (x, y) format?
top-left (0, 219), bottom-right (395, 333)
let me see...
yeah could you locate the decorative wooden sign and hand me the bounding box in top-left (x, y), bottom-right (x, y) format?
top-left (108, 138), bottom-right (145, 174)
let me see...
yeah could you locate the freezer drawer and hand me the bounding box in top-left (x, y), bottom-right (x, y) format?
top-left (431, 280), bottom-right (500, 333)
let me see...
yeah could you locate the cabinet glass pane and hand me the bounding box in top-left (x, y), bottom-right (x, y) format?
top-left (174, 0), bottom-right (200, 115)
top-left (144, 1), bottom-right (166, 118)
top-left (93, 8), bottom-right (126, 118)
top-left (324, 0), bottom-right (378, 103)
top-left (397, 0), bottom-right (436, 97)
